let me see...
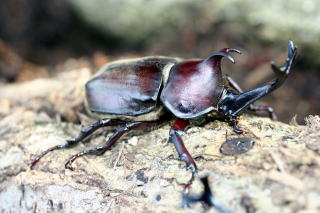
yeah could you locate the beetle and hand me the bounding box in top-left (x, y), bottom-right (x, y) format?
top-left (31, 40), bottom-right (297, 184)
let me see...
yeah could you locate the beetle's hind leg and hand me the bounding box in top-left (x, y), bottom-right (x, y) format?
top-left (226, 75), bottom-right (277, 120)
top-left (64, 120), bottom-right (165, 170)
top-left (30, 119), bottom-right (124, 169)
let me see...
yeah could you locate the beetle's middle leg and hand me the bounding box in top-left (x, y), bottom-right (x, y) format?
top-left (226, 75), bottom-right (277, 120)
top-left (169, 119), bottom-right (197, 186)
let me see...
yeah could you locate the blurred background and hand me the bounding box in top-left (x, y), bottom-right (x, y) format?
top-left (0, 0), bottom-right (319, 123)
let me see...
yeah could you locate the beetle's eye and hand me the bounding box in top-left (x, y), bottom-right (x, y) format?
top-left (218, 105), bottom-right (227, 112)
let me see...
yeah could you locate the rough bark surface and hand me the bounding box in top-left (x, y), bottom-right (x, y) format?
top-left (0, 67), bottom-right (319, 213)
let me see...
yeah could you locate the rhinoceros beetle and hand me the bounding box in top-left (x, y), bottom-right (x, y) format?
top-left (31, 41), bottom-right (297, 185)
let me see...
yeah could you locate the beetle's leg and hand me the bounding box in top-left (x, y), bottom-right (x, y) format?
top-left (30, 119), bottom-right (124, 169)
top-left (218, 40), bottom-right (297, 125)
top-left (229, 117), bottom-right (243, 134)
top-left (170, 119), bottom-right (197, 186)
top-left (248, 105), bottom-right (277, 120)
top-left (226, 75), bottom-right (277, 120)
top-left (226, 75), bottom-right (243, 94)
top-left (64, 120), bottom-right (164, 170)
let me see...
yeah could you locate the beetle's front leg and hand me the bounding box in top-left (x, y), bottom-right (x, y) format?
top-left (230, 117), bottom-right (243, 134)
top-left (218, 40), bottom-right (297, 131)
top-left (169, 119), bottom-right (197, 185)
top-left (226, 75), bottom-right (277, 120)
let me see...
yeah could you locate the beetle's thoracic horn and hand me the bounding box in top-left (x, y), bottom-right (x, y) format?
top-left (205, 48), bottom-right (241, 64)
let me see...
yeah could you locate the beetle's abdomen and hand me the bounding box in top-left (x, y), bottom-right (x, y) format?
top-left (86, 57), bottom-right (177, 116)
top-left (161, 60), bottom-right (224, 119)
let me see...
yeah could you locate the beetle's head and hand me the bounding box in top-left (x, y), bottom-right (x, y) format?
top-left (217, 89), bottom-right (239, 118)
top-left (218, 104), bottom-right (232, 117)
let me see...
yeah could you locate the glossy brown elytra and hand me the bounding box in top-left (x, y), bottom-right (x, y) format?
top-left (31, 41), bottom-right (297, 192)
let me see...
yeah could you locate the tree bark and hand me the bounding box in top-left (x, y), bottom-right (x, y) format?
top-left (0, 68), bottom-right (319, 213)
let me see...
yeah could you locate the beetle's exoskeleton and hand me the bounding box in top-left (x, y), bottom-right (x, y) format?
top-left (31, 40), bottom-right (297, 189)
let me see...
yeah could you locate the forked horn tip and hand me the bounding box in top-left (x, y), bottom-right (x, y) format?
top-left (227, 48), bottom-right (241, 54)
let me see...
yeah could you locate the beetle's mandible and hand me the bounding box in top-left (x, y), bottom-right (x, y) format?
top-left (31, 40), bottom-right (297, 184)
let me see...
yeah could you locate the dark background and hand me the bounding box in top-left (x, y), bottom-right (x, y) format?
top-left (0, 0), bottom-right (319, 123)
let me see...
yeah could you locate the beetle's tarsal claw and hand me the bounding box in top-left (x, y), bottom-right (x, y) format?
top-left (65, 161), bottom-right (75, 171)
top-left (30, 158), bottom-right (39, 169)
top-left (65, 153), bottom-right (81, 171)
top-left (230, 118), bottom-right (244, 134)
top-left (30, 144), bottom-right (65, 169)
top-left (271, 40), bottom-right (297, 76)
top-left (288, 40), bottom-right (296, 57)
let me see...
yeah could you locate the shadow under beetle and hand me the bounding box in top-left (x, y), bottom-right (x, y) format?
top-left (31, 40), bottom-right (297, 188)
top-left (182, 176), bottom-right (230, 213)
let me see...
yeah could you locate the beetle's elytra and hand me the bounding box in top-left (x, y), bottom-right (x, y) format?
top-left (31, 40), bottom-right (297, 187)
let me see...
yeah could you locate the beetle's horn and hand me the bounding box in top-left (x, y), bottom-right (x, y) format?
top-left (205, 48), bottom-right (241, 64)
